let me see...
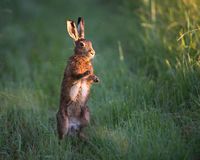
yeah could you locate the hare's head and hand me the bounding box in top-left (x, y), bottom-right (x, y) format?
top-left (67, 17), bottom-right (95, 59)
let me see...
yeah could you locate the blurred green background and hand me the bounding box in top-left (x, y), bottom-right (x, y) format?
top-left (1, 0), bottom-right (200, 159)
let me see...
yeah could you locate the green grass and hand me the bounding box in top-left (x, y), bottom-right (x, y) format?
top-left (1, 0), bottom-right (200, 159)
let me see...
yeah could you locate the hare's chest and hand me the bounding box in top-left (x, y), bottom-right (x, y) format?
top-left (80, 80), bottom-right (90, 103)
top-left (69, 80), bottom-right (90, 103)
top-left (69, 81), bottom-right (81, 101)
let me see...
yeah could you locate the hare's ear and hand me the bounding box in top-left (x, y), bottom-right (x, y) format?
top-left (66, 20), bottom-right (79, 41)
top-left (77, 17), bottom-right (85, 39)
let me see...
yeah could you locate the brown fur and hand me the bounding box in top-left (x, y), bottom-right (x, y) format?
top-left (56, 17), bottom-right (99, 139)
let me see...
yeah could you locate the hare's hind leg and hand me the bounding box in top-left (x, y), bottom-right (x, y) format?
top-left (80, 105), bottom-right (90, 127)
top-left (56, 110), bottom-right (69, 140)
top-left (78, 105), bottom-right (90, 139)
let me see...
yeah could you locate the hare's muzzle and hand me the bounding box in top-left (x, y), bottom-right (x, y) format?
top-left (89, 49), bottom-right (95, 56)
top-left (90, 51), bottom-right (95, 55)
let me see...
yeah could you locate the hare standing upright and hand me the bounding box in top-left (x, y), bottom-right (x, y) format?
top-left (56, 17), bottom-right (99, 140)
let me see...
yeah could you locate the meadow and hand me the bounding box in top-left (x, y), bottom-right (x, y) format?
top-left (0, 0), bottom-right (200, 159)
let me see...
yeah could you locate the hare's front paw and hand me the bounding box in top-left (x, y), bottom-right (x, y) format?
top-left (88, 74), bottom-right (100, 83)
top-left (93, 76), bottom-right (100, 83)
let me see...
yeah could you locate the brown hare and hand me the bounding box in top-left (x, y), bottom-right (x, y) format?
top-left (56, 17), bottom-right (99, 140)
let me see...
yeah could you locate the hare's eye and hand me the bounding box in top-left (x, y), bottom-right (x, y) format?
top-left (79, 42), bottom-right (85, 47)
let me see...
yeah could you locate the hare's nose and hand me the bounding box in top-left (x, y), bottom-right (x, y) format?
top-left (90, 49), bottom-right (95, 55)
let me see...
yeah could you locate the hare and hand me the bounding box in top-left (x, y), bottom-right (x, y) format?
top-left (56, 17), bottom-right (99, 140)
